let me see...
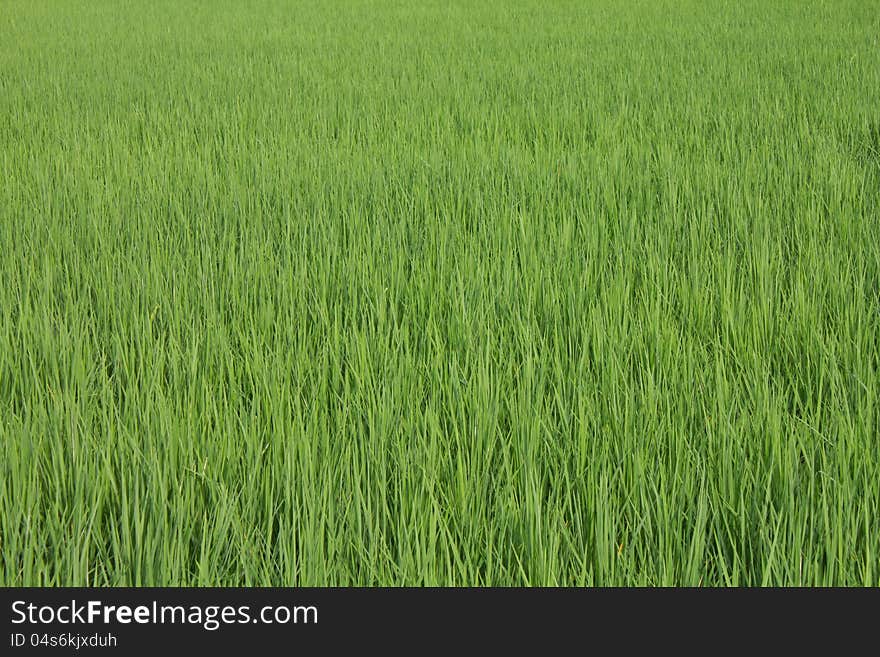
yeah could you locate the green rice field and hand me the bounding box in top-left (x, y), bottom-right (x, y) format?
top-left (1, 0), bottom-right (879, 585)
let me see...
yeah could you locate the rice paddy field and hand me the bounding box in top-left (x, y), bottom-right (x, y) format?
top-left (1, 0), bottom-right (879, 586)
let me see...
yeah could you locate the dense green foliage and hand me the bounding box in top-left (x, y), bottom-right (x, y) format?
top-left (1, 0), bottom-right (878, 585)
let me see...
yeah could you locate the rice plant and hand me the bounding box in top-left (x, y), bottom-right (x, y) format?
top-left (1, 0), bottom-right (878, 586)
